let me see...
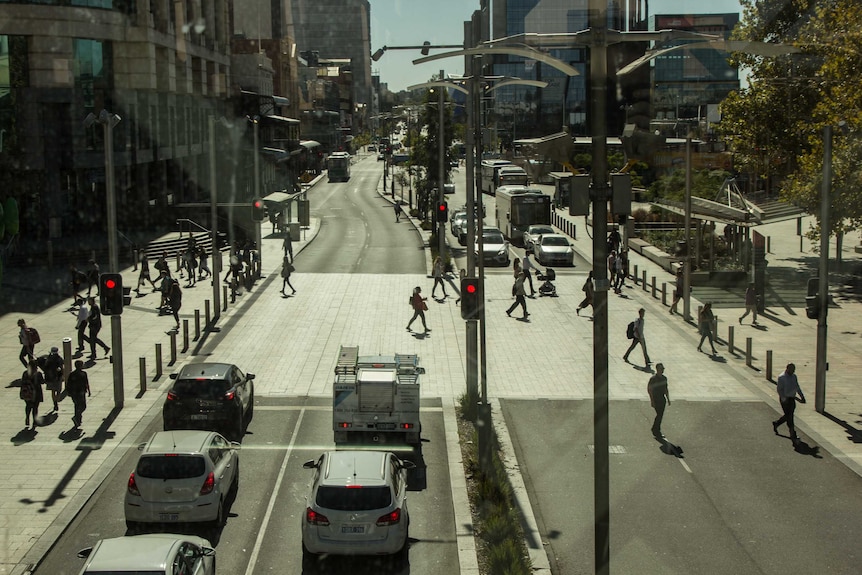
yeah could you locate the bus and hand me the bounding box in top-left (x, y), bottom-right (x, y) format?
top-left (326, 152), bottom-right (351, 182)
top-left (494, 186), bottom-right (552, 246)
top-left (480, 160), bottom-right (530, 195)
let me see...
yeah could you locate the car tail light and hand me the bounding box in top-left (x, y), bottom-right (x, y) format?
top-left (166, 391), bottom-right (178, 401)
top-left (200, 472), bottom-right (215, 495)
top-left (400, 423), bottom-right (414, 429)
top-left (376, 508), bottom-right (402, 526)
top-left (337, 422), bottom-right (351, 429)
top-left (224, 391), bottom-right (235, 401)
top-left (306, 508), bottom-right (330, 526)
top-left (127, 472), bottom-right (140, 496)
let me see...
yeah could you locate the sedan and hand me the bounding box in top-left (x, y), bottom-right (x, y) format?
top-left (534, 233), bottom-right (576, 266)
top-left (125, 430), bottom-right (240, 533)
top-left (475, 227), bottom-right (510, 266)
top-left (377, 152), bottom-right (385, 161)
top-left (77, 533), bottom-right (215, 575)
top-left (163, 362), bottom-right (254, 441)
top-left (523, 224), bottom-right (555, 251)
top-left (450, 210), bottom-right (467, 235)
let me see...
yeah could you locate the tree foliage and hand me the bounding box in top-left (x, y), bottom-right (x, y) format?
top-left (719, 0), bottom-right (862, 237)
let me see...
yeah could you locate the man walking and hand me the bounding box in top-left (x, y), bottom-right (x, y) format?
top-left (394, 202), bottom-right (403, 222)
top-left (43, 346), bottom-right (64, 412)
top-left (87, 297), bottom-right (110, 359)
top-left (506, 271), bottom-right (529, 319)
top-left (669, 267), bottom-right (683, 314)
top-left (773, 363), bottom-right (806, 446)
top-left (75, 298), bottom-right (90, 352)
top-left (623, 308), bottom-right (651, 366)
top-left (521, 251), bottom-right (537, 297)
top-left (739, 283), bottom-right (758, 325)
top-left (17, 318), bottom-right (35, 367)
top-left (647, 363), bottom-right (670, 438)
top-left (67, 360), bottom-right (91, 429)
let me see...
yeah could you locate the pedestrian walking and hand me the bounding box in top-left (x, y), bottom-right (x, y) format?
top-left (281, 256), bottom-right (296, 295)
top-left (623, 308), bottom-right (651, 365)
top-left (74, 298), bottom-right (90, 352)
top-left (607, 250), bottom-right (617, 288)
top-left (613, 251), bottom-right (626, 293)
top-left (168, 279), bottom-right (183, 330)
top-left (283, 230), bottom-right (294, 262)
top-left (577, 271), bottom-right (594, 315)
top-left (773, 363), bottom-right (806, 446)
top-left (135, 253), bottom-right (156, 294)
top-left (739, 283), bottom-right (758, 325)
top-left (406, 286), bottom-right (429, 333)
top-left (506, 271), bottom-right (529, 319)
top-left (431, 256), bottom-right (447, 299)
top-left (19, 359), bottom-right (44, 430)
top-left (66, 360), bottom-right (91, 429)
top-left (512, 257), bottom-right (522, 297)
top-left (394, 202), bottom-right (403, 222)
top-left (17, 318), bottom-right (36, 367)
top-left (669, 268), bottom-right (683, 315)
top-left (521, 251), bottom-right (537, 296)
top-left (86, 259), bottom-right (100, 296)
top-left (197, 246), bottom-right (211, 279)
top-left (69, 264), bottom-right (88, 305)
top-left (42, 346), bottom-right (64, 412)
top-left (647, 363), bottom-right (670, 438)
top-left (697, 302), bottom-right (718, 355)
top-left (87, 297), bottom-right (110, 359)
top-left (154, 251), bottom-right (169, 278)
top-left (185, 247), bottom-right (198, 287)
top-left (608, 226), bottom-right (622, 254)
top-left (156, 270), bottom-right (173, 311)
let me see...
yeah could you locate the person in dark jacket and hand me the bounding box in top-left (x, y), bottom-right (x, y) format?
top-left (87, 297), bottom-right (110, 359)
top-left (66, 360), bottom-right (91, 429)
top-left (20, 359), bottom-right (44, 430)
top-left (42, 347), bottom-right (64, 412)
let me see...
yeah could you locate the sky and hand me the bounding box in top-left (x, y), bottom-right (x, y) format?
top-left (370, 0), bottom-right (745, 93)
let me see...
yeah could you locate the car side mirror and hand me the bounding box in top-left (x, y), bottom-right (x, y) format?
top-left (400, 460), bottom-right (417, 470)
top-left (137, 442), bottom-right (147, 451)
top-left (169, 373), bottom-right (178, 380)
top-left (246, 373), bottom-right (256, 380)
top-left (303, 460), bottom-right (318, 469)
top-left (77, 547), bottom-right (94, 559)
top-left (231, 441), bottom-right (242, 449)
top-left (202, 547), bottom-right (216, 556)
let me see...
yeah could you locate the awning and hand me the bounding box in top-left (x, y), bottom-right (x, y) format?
top-left (301, 140), bottom-right (322, 149)
top-left (262, 191), bottom-right (300, 205)
top-left (264, 114), bottom-right (300, 125)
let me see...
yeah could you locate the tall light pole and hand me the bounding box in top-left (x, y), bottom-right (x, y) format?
top-left (437, 70), bottom-right (446, 260)
top-left (250, 116), bottom-right (262, 273)
top-left (815, 125), bottom-right (832, 413)
top-left (208, 117), bottom-right (221, 321)
top-left (84, 109), bottom-right (124, 408)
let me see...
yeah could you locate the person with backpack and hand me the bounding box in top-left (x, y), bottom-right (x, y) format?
top-left (20, 359), bottom-right (44, 430)
top-left (623, 308), bottom-right (651, 366)
top-left (87, 297), bottom-right (110, 359)
top-left (66, 360), bottom-right (91, 429)
top-left (17, 318), bottom-right (37, 367)
top-left (42, 346), bottom-right (64, 412)
top-left (168, 279), bottom-right (183, 330)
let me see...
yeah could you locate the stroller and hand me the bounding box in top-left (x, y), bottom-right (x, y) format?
top-left (537, 268), bottom-right (557, 297)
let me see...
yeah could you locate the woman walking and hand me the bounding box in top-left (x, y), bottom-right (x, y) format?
top-left (135, 253), bottom-right (156, 294)
top-left (406, 286), bottom-right (429, 333)
top-left (431, 256), bottom-right (447, 299)
top-left (20, 359), bottom-right (44, 430)
top-left (697, 302), bottom-right (718, 355)
top-left (576, 271), bottom-right (594, 315)
top-left (281, 256), bottom-right (296, 295)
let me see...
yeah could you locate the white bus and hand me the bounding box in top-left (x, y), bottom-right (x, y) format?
top-left (480, 159), bottom-right (512, 195)
top-left (495, 186), bottom-right (552, 245)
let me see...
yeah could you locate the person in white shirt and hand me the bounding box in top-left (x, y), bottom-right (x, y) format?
top-left (623, 308), bottom-right (651, 366)
top-left (521, 251), bottom-right (537, 296)
top-left (773, 363), bottom-right (806, 446)
top-left (75, 300), bottom-right (90, 352)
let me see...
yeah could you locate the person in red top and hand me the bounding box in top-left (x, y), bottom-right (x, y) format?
top-left (406, 286), bottom-right (429, 333)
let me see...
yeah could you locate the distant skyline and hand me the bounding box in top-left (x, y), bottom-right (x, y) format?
top-left (370, 0), bottom-right (744, 93)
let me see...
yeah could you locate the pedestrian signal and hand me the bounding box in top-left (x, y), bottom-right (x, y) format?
top-left (100, 273), bottom-right (124, 315)
top-left (251, 198), bottom-right (265, 222)
top-left (437, 201), bottom-right (448, 223)
top-left (461, 276), bottom-right (481, 320)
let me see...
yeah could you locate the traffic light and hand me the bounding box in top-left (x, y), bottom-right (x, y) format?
top-left (100, 273), bottom-right (124, 315)
top-left (437, 201), bottom-right (448, 223)
top-left (461, 276), bottom-right (481, 320)
top-left (251, 198), bottom-right (265, 222)
top-left (805, 277), bottom-right (819, 319)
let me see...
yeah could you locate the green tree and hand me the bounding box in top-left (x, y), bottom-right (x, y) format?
top-left (410, 86), bottom-right (455, 218)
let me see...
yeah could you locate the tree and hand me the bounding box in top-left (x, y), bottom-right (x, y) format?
top-left (410, 86), bottom-right (455, 220)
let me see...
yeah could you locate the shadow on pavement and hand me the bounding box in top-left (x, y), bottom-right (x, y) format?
top-left (822, 411), bottom-right (862, 444)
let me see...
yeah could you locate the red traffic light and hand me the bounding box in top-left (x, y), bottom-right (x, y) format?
top-left (253, 200), bottom-right (263, 209)
top-left (465, 283), bottom-right (477, 294)
top-left (104, 278), bottom-right (117, 290)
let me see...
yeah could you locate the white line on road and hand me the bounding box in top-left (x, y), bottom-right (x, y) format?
top-left (678, 458), bottom-right (692, 473)
top-left (244, 407), bottom-right (306, 575)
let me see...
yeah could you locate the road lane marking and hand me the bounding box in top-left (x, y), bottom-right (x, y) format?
top-left (678, 459), bottom-right (692, 473)
top-left (244, 407), bottom-right (306, 575)
top-left (254, 405), bottom-right (444, 412)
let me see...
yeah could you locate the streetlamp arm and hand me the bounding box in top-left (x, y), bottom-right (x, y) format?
top-left (618, 39), bottom-right (801, 76)
top-left (407, 81), bottom-right (471, 95)
top-left (488, 79), bottom-right (548, 92)
top-left (413, 46), bottom-right (580, 76)
top-left (485, 29), bottom-right (721, 49)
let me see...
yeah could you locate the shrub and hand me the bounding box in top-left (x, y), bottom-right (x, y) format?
top-left (487, 539), bottom-right (528, 575)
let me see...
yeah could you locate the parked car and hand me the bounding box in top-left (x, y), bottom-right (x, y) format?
top-left (475, 227), bottom-right (510, 266)
top-left (534, 233), bottom-right (576, 266)
top-left (443, 183), bottom-right (455, 195)
top-left (163, 362), bottom-right (254, 441)
top-left (77, 533), bottom-right (216, 575)
top-left (523, 224), bottom-right (556, 251)
top-left (301, 450), bottom-right (415, 560)
top-left (450, 210), bottom-right (467, 235)
top-left (377, 152), bottom-right (385, 161)
top-left (125, 430), bottom-right (240, 533)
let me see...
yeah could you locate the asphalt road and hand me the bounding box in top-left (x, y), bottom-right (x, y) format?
top-left (500, 398), bottom-right (862, 575)
top-left (35, 397), bottom-right (457, 575)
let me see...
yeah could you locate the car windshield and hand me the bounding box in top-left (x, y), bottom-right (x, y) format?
top-left (542, 237), bottom-right (568, 247)
top-left (532, 227), bottom-right (553, 235)
top-left (172, 379), bottom-right (229, 399)
top-left (136, 455), bottom-right (206, 479)
top-left (483, 232), bottom-right (504, 243)
top-left (316, 486), bottom-right (392, 511)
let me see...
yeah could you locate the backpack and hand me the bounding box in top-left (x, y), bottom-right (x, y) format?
top-left (626, 321), bottom-right (635, 340)
top-left (26, 327), bottom-right (40, 345)
top-left (19, 379), bottom-right (34, 401)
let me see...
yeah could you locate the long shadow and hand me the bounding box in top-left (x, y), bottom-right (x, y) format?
top-left (822, 411), bottom-right (862, 444)
top-left (655, 435), bottom-right (685, 458)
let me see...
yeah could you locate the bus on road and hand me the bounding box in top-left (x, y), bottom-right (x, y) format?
top-left (326, 152), bottom-right (351, 182)
top-left (494, 186), bottom-right (552, 246)
top-left (480, 159), bottom-right (511, 195)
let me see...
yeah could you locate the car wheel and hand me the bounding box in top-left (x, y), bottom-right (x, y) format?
top-left (210, 497), bottom-right (224, 532)
top-left (230, 412), bottom-right (244, 441)
top-left (125, 520), bottom-right (138, 534)
top-left (302, 542), bottom-right (317, 569)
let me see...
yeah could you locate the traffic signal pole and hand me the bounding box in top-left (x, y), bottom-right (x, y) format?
top-left (102, 112), bottom-right (124, 409)
top-left (438, 69), bottom-right (446, 260)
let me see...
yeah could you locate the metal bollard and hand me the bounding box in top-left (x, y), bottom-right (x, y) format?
top-left (194, 309), bottom-right (201, 341)
top-left (728, 325), bottom-right (735, 354)
top-left (205, 300), bottom-right (211, 327)
top-left (155, 343), bottom-right (163, 379)
top-left (62, 337), bottom-right (73, 381)
top-left (746, 337), bottom-right (753, 367)
top-left (661, 283), bottom-right (667, 306)
top-left (133, 249), bottom-right (139, 271)
top-left (139, 356), bottom-right (147, 394)
top-left (183, 320), bottom-right (190, 352)
top-left (651, 276), bottom-right (656, 298)
top-left (169, 331), bottom-right (177, 365)
top-left (767, 236), bottom-right (771, 254)
top-left (573, 224), bottom-right (577, 240)
top-left (223, 285), bottom-right (229, 310)
top-left (641, 270), bottom-right (647, 291)
top-left (766, 350), bottom-right (773, 380)
top-left (712, 316), bottom-right (718, 341)
top-left (633, 264), bottom-right (639, 284)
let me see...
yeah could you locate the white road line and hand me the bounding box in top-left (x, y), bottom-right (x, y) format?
top-left (244, 407), bottom-right (306, 575)
top-left (678, 458), bottom-right (692, 473)
top-left (254, 405), bottom-right (444, 412)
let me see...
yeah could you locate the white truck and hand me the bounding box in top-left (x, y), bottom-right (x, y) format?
top-left (332, 346), bottom-right (423, 446)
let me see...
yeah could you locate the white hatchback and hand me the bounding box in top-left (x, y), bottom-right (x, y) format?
top-left (125, 430), bottom-right (239, 532)
top-left (77, 533), bottom-right (215, 575)
top-left (301, 450), bottom-right (415, 560)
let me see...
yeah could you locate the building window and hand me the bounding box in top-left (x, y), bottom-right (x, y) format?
top-left (0, 35), bottom-right (28, 155)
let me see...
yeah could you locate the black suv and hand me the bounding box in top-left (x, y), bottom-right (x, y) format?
top-left (163, 363), bottom-right (255, 441)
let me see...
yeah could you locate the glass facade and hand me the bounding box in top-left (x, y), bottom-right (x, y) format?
top-left (0, 35), bottom-right (28, 155)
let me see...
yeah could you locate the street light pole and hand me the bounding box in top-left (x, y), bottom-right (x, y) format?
top-left (208, 117), bottom-right (221, 321)
top-left (438, 69), bottom-right (446, 260)
top-left (815, 125), bottom-right (832, 413)
top-left (252, 116), bottom-right (262, 273)
top-left (684, 134), bottom-right (693, 321)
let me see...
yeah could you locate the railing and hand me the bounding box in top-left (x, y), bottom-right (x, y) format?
top-left (176, 218), bottom-right (211, 238)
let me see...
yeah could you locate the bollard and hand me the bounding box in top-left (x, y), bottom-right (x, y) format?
top-left (661, 283), bottom-right (667, 306)
top-left (651, 276), bottom-right (656, 298)
top-left (641, 270), bottom-right (647, 291)
top-left (155, 343), bottom-right (163, 379)
top-left (712, 316), bottom-right (718, 341)
top-left (169, 330), bottom-right (177, 365)
top-left (62, 337), bottom-right (73, 381)
top-left (133, 248), bottom-right (139, 271)
top-left (766, 350), bottom-right (773, 380)
top-left (633, 264), bottom-right (639, 284)
top-left (205, 300), bottom-right (211, 327)
top-left (223, 285), bottom-right (229, 310)
top-left (139, 356), bottom-right (147, 394)
top-left (767, 236), bottom-right (771, 254)
top-left (728, 325), bottom-right (735, 354)
top-left (746, 337), bottom-right (753, 367)
top-left (573, 224), bottom-right (577, 240)
top-left (183, 320), bottom-right (190, 352)
top-left (194, 309), bottom-right (201, 341)
top-left (800, 235), bottom-right (803, 252)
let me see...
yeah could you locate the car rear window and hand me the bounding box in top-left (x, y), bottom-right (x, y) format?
top-left (543, 236), bottom-right (568, 246)
top-left (316, 486), bottom-right (392, 511)
top-left (172, 378), bottom-right (229, 398)
top-left (137, 455), bottom-right (206, 479)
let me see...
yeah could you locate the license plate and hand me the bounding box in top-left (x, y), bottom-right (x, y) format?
top-left (341, 525), bottom-right (365, 534)
top-left (190, 414), bottom-right (208, 421)
top-left (159, 513), bottom-right (179, 521)
top-left (376, 423), bottom-right (395, 430)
